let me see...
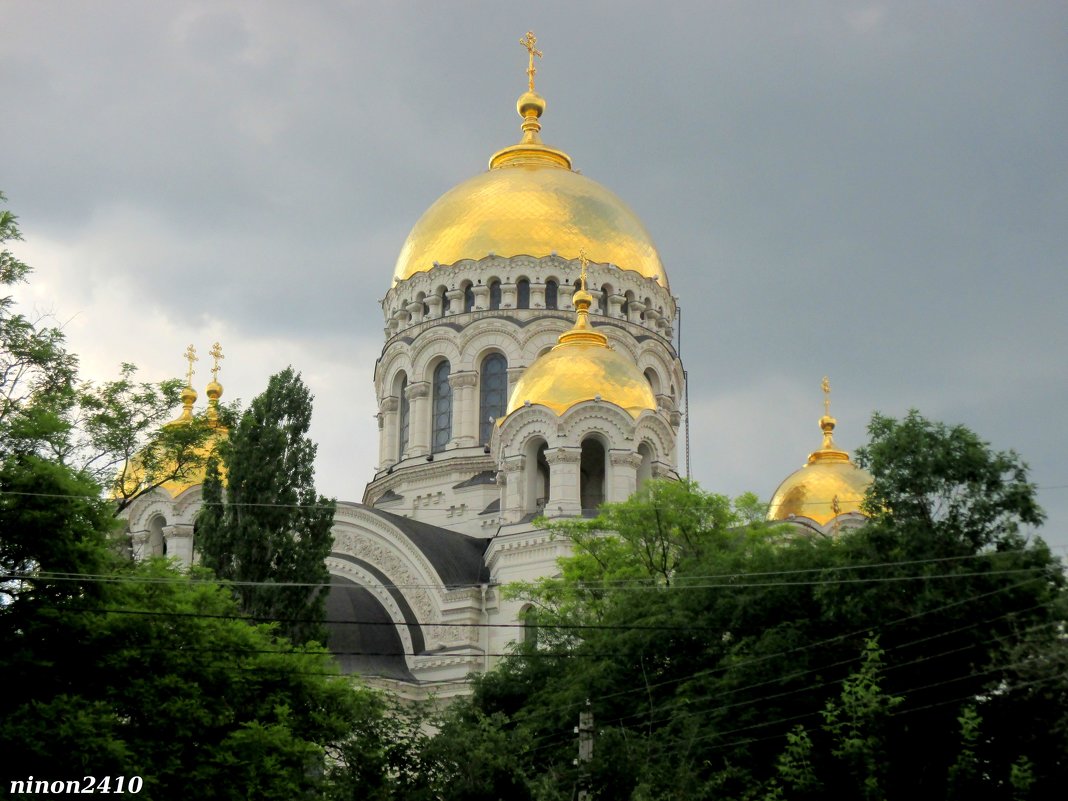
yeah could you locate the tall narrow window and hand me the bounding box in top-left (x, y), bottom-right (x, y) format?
top-left (517, 279), bottom-right (530, 309)
top-left (464, 285), bottom-right (475, 312)
top-left (479, 353), bottom-right (508, 444)
top-left (545, 280), bottom-right (558, 309)
top-left (397, 375), bottom-right (410, 461)
top-left (440, 288), bottom-right (451, 314)
top-left (432, 361), bottom-right (452, 453)
top-left (580, 438), bottom-right (606, 515)
top-left (599, 285), bottom-right (610, 314)
top-left (489, 280), bottom-right (502, 310)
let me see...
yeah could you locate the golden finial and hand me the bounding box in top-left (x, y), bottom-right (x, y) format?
top-left (183, 344), bottom-right (198, 387)
top-left (520, 30), bottom-right (542, 92)
top-left (209, 342), bottom-right (224, 382)
top-left (578, 248), bottom-right (589, 292)
top-left (817, 375), bottom-right (839, 452)
top-left (176, 344), bottom-right (198, 422)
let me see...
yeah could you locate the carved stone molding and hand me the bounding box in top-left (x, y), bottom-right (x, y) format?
top-left (380, 396), bottom-right (400, 413)
top-left (545, 447), bottom-right (582, 465)
top-left (609, 451), bottom-right (644, 469)
top-left (448, 371), bottom-right (478, 389)
top-left (406, 381), bottom-right (430, 399)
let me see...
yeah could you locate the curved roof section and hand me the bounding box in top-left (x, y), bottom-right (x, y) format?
top-left (767, 415), bottom-right (872, 527)
top-left (392, 85), bottom-right (667, 288)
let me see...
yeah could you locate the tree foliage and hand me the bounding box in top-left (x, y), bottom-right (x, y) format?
top-left (197, 367), bottom-right (336, 645)
top-left (0, 196), bottom-right (411, 797)
top-left (440, 412), bottom-right (1066, 800)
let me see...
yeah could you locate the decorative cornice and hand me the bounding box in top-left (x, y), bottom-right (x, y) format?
top-left (406, 381), bottom-right (430, 399)
top-left (448, 371), bottom-right (479, 388)
top-left (545, 447), bottom-right (582, 465)
top-left (609, 451), bottom-right (644, 469)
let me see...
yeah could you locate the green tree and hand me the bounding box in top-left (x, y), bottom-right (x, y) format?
top-left (445, 413), bottom-right (1065, 800)
top-left (197, 367), bottom-right (335, 644)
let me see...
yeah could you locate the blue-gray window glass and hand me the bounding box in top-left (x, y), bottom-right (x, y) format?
top-left (489, 281), bottom-right (501, 310)
top-left (432, 361), bottom-right (452, 453)
top-left (479, 354), bottom-right (508, 444)
top-left (397, 375), bottom-right (409, 461)
top-left (517, 279), bottom-right (530, 309)
top-left (545, 280), bottom-right (558, 309)
top-left (464, 285), bottom-right (475, 312)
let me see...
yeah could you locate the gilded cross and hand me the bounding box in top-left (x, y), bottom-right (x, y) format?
top-left (209, 341), bottom-right (224, 381)
top-left (520, 31), bottom-right (542, 92)
top-left (578, 249), bottom-right (589, 291)
top-left (183, 344), bottom-right (198, 387)
top-left (821, 375), bottom-right (831, 417)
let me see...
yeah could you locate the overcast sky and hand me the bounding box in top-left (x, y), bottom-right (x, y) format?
top-left (4, 2), bottom-right (1066, 552)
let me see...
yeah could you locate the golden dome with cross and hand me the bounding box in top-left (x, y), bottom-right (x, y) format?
top-left (391, 32), bottom-right (667, 289)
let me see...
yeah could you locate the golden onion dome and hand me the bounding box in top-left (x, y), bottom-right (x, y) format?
top-left (503, 263), bottom-right (657, 419)
top-left (116, 346), bottom-right (229, 500)
top-left (767, 408), bottom-right (872, 527)
top-left (391, 81), bottom-right (667, 288)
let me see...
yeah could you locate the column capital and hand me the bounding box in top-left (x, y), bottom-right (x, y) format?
top-left (448, 371), bottom-right (479, 389)
top-left (545, 447), bottom-right (581, 465)
top-left (609, 451), bottom-right (644, 469)
top-left (406, 381), bottom-right (430, 399)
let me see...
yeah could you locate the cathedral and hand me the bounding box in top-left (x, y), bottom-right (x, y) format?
top-left (121, 35), bottom-right (870, 699)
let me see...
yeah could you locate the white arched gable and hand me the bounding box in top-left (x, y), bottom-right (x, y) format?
top-left (329, 504), bottom-right (477, 653)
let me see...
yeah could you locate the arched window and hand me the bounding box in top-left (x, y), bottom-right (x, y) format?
top-left (599, 284), bottom-right (610, 314)
top-left (520, 604), bottom-right (539, 646)
top-left (463, 284), bottom-right (475, 313)
top-left (525, 438), bottom-right (549, 514)
top-left (517, 279), bottom-right (530, 309)
top-left (644, 368), bottom-right (661, 396)
top-left (432, 361), bottom-right (452, 453)
top-left (545, 280), bottom-right (558, 309)
top-left (148, 515), bottom-right (166, 557)
top-left (622, 291), bottom-right (633, 317)
top-left (637, 442), bottom-right (654, 491)
top-left (397, 374), bottom-right (410, 461)
top-left (580, 438), bottom-right (606, 515)
top-left (479, 353), bottom-right (508, 444)
top-left (440, 287), bottom-right (451, 314)
top-left (489, 280), bottom-right (502, 310)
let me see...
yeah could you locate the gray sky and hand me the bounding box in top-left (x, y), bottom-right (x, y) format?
top-left (4, 2), bottom-right (1066, 553)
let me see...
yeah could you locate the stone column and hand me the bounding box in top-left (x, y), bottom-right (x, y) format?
top-left (608, 294), bottom-right (625, 319)
top-left (472, 284), bottom-right (490, 311)
top-left (406, 300), bottom-right (424, 325)
top-left (425, 294), bottom-right (443, 319)
top-left (545, 447), bottom-right (582, 517)
top-left (497, 456), bottom-right (525, 523)
top-left (643, 307), bottom-right (661, 330)
top-left (130, 531), bottom-right (149, 562)
top-left (501, 282), bottom-right (517, 309)
top-left (628, 300), bottom-right (646, 324)
top-left (164, 523), bottom-right (195, 569)
top-left (379, 396), bottom-right (400, 468)
top-left (506, 366), bottom-right (526, 400)
top-left (405, 381), bottom-right (431, 457)
top-left (560, 283), bottom-right (576, 310)
top-left (449, 371), bottom-right (479, 447)
top-left (445, 289), bottom-right (464, 316)
top-left (530, 282), bottom-right (546, 309)
top-left (609, 451), bottom-right (644, 503)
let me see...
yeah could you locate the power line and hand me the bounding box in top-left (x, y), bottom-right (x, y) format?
top-left (8, 550), bottom-right (1062, 594)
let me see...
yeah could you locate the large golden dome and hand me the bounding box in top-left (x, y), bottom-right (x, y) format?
top-left (504, 279), bottom-right (657, 420)
top-left (391, 89), bottom-right (667, 288)
top-left (767, 413), bottom-right (872, 526)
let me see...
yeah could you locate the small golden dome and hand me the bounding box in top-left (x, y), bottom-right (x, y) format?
top-left (767, 410), bottom-right (872, 527)
top-left (392, 81), bottom-right (666, 288)
top-left (504, 269), bottom-right (657, 419)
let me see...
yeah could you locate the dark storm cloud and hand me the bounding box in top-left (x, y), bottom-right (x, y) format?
top-left (4, 1), bottom-right (1066, 547)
